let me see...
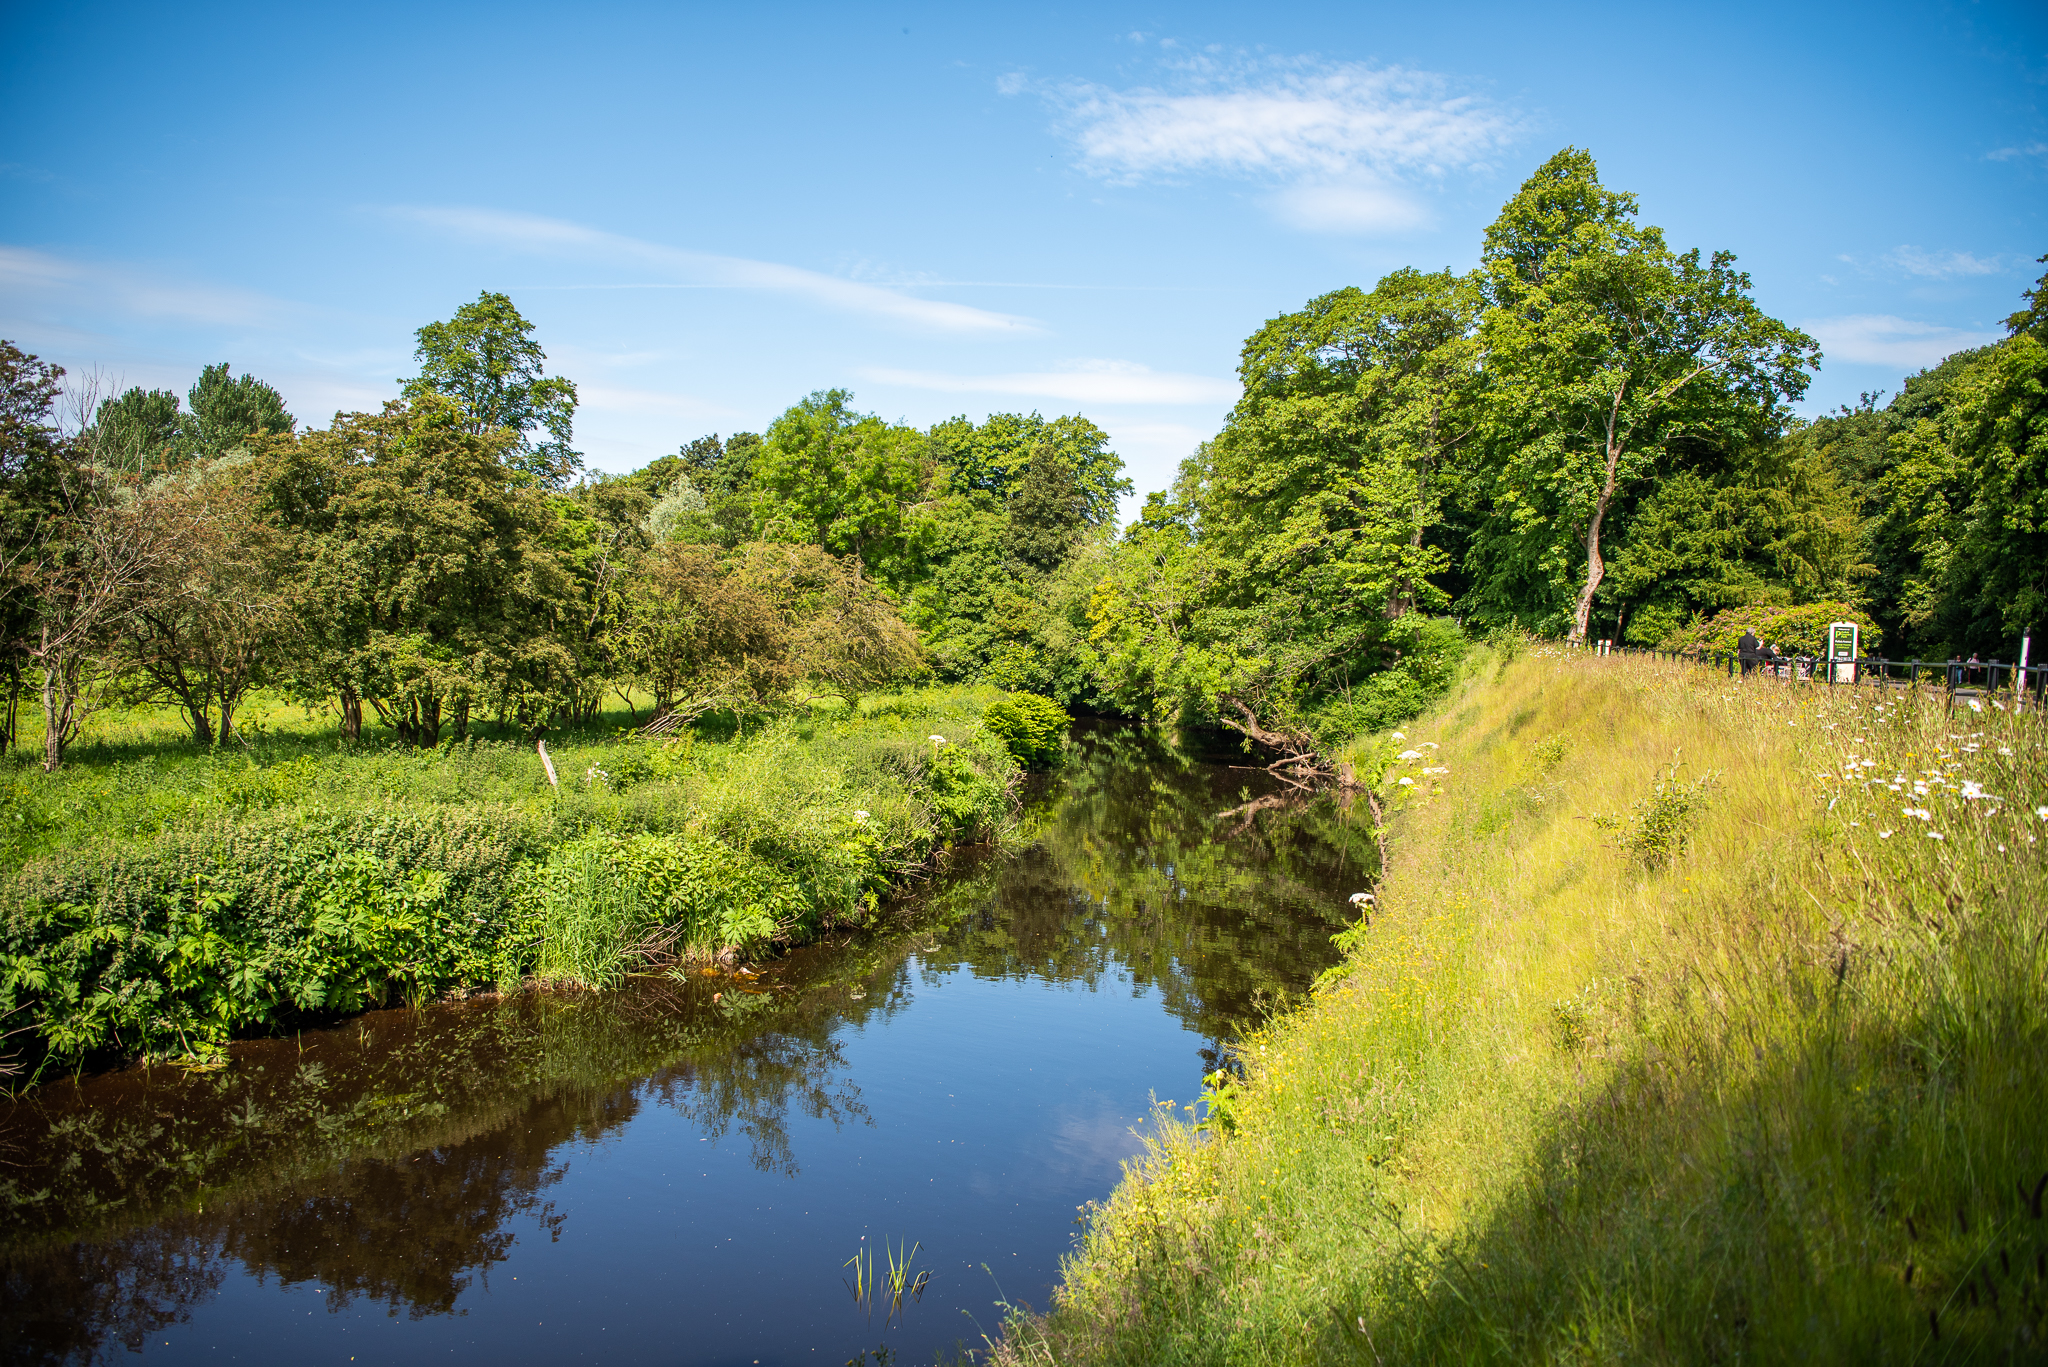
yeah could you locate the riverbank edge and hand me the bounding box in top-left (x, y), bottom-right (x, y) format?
top-left (0, 687), bottom-right (1036, 1086)
top-left (995, 649), bottom-right (2047, 1361)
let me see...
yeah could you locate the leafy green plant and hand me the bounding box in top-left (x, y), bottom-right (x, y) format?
top-left (1590, 756), bottom-right (1716, 866)
top-left (980, 692), bottom-right (1071, 768)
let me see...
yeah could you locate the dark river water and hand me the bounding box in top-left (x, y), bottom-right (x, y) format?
top-left (0, 725), bottom-right (1375, 1366)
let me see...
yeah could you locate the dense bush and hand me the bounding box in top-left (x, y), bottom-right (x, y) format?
top-left (981, 692), bottom-right (1072, 768)
top-left (1659, 600), bottom-right (1882, 658)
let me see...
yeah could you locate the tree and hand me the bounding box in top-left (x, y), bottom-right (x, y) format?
top-left (258, 398), bottom-right (569, 745)
top-left (0, 342), bottom-right (71, 753)
top-left (1467, 148), bottom-right (1818, 640)
top-left (624, 544), bottom-right (787, 717)
top-left (24, 469), bottom-right (185, 770)
top-left (736, 543), bottom-right (921, 706)
top-left (753, 391), bottom-right (927, 575)
top-left (182, 363), bottom-right (293, 461)
top-left (402, 291), bottom-right (580, 488)
top-left (928, 411), bottom-right (1131, 526)
top-left (85, 386), bottom-right (181, 474)
top-left (108, 463), bottom-right (294, 745)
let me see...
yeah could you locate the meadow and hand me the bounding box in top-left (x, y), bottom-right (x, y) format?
top-left (1000, 647), bottom-right (2047, 1363)
top-left (0, 688), bottom-right (1026, 1082)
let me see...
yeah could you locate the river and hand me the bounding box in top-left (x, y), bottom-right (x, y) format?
top-left (0, 723), bottom-right (1375, 1365)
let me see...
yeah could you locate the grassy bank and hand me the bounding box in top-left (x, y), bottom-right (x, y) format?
top-left (1002, 649), bottom-right (2047, 1362)
top-left (0, 687), bottom-right (1025, 1081)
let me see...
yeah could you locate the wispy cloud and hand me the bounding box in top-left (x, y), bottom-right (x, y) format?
top-left (0, 245), bottom-right (290, 327)
top-left (860, 359), bottom-right (1235, 405)
top-left (1987, 142), bottom-right (2048, 164)
top-left (1013, 56), bottom-right (1519, 234)
top-left (388, 207), bottom-right (1038, 335)
top-left (1882, 246), bottom-right (2003, 279)
top-left (1806, 314), bottom-right (2000, 369)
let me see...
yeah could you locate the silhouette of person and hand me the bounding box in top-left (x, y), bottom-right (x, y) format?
top-left (1737, 629), bottom-right (1761, 676)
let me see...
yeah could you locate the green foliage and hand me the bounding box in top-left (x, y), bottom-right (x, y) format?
top-left (86, 386), bottom-right (182, 474)
top-left (1589, 756), bottom-right (1716, 865)
top-left (1660, 599), bottom-right (1881, 657)
top-left (183, 363), bottom-right (293, 460)
top-left (1464, 148), bottom-right (1819, 641)
top-left (525, 832), bottom-right (808, 988)
top-left (753, 390), bottom-right (927, 576)
top-left (981, 691), bottom-right (1070, 768)
top-left (401, 291), bottom-right (580, 487)
top-left (0, 685), bottom-right (1020, 1077)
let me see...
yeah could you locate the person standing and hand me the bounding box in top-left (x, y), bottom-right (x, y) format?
top-left (1738, 628), bottom-right (1762, 677)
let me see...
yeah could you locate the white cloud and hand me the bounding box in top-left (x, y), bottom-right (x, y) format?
top-left (1882, 246), bottom-right (2003, 279)
top-left (0, 245), bottom-right (290, 327)
top-left (1806, 315), bottom-right (2001, 369)
top-left (1987, 142), bottom-right (2048, 163)
top-left (1021, 57), bottom-right (1517, 235)
top-left (860, 359), bottom-right (1235, 405)
top-left (387, 207), bottom-right (1037, 336)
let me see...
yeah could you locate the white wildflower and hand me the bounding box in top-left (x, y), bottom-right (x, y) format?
top-left (1968, 699), bottom-right (1983, 712)
top-left (1348, 892), bottom-right (1375, 905)
top-left (1398, 777), bottom-right (1415, 787)
top-left (1390, 731), bottom-right (1405, 741)
top-left (1419, 742), bottom-right (1439, 750)
top-left (1879, 830), bottom-right (1894, 839)
top-left (1422, 766), bottom-right (1450, 775)
top-left (928, 734), bottom-right (947, 746)
top-left (853, 810), bottom-right (870, 822)
top-left (1928, 830), bottom-right (1946, 841)
top-left (1396, 749), bottom-right (1423, 761)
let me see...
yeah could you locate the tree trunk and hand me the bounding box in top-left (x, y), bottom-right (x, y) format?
top-left (0, 662), bottom-right (17, 756)
top-left (1569, 386), bottom-right (1629, 644)
top-left (40, 662), bottom-right (67, 773)
top-left (338, 686), bottom-right (362, 741)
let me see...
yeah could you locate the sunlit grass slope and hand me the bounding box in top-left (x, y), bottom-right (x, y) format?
top-left (1005, 648), bottom-right (2048, 1364)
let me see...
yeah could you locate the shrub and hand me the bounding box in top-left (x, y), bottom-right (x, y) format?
top-left (1659, 600), bottom-right (1882, 658)
top-left (981, 692), bottom-right (1071, 768)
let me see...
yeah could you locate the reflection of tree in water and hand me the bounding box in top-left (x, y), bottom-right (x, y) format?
top-left (1, 1227), bottom-right (223, 1366)
top-left (0, 967), bottom-right (888, 1358)
top-left (917, 722), bottom-right (1377, 1050)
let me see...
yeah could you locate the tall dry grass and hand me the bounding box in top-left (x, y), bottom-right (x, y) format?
top-left (1003, 649), bottom-right (2048, 1364)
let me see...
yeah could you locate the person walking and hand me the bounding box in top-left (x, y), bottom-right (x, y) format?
top-left (1738, 628), bottom-right (1762, 677)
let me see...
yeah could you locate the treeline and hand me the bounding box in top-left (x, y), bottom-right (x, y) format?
top-left (1, 146), bottom-right (2040, 767)
top-left (1054, 149), bottom-right (2047, 746)
top-left (0, 293), bottom-right (1130, 771)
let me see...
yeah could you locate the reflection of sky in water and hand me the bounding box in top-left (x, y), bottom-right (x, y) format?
top-left (0, 725), bottom-right (1374, 1365)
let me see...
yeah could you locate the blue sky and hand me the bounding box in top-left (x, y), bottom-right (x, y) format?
top-left (3, 0), bottom-right (2043, 510)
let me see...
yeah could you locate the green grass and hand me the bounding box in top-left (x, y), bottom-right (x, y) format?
top-left (1000, 650), bottom-right (2048, 1363)
top-left (0, 686), bottom-right (1025, 1079)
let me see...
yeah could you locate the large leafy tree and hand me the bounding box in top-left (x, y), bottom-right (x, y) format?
top-left (753, 390), bottom-right (927, 575)
top-left (1466, 148), bottom-right (1818, 640)
top-left (256, 397), bottom-right (569, 745)
top-left (1203, 269), bottom-right (1484, 697)
top-left (402, 291), bottom-right (581, 488)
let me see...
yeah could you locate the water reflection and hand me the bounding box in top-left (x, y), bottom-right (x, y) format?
top-left (0, 723), bottom-right (1372, 1362)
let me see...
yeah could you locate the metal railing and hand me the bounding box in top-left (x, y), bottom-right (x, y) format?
top-left (1574, 639), bottom-right (2048, 711)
